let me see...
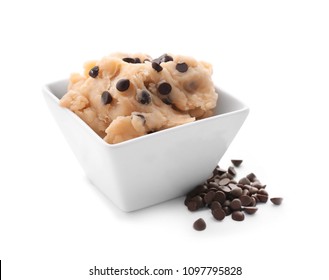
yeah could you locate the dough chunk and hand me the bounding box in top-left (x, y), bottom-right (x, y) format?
top-left (60, 53), bottom-right (218, 144)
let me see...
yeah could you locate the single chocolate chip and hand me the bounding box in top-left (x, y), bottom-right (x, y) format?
top-left (204, 191), bottom-right (216, 204)
top-left (239, 177), bottom-right (251, 185)
top-left (176, 62), bottom-right (188, 73)
top-left (187, 201), bottom-right (198, 211)
top-left (270, 197), bottom-right (283, 205)
top-left (134, 57), bottom-right (141, 63)
top-left (249, 186), bottom-right (259, 195)
top-left (122, 57), bottom-right (136, 63)
top-left (214, 191), bottom-right (226, 204)
top-left (137, 90), bottom-right (152, 105)
top-left (230, 187), bottom-right (243, 198)
top-left (116, 79), bottom-right (130, 92)
top-left (243, 206), bottom-right (258, 214)
top-left (162, 54), bottom-right (173, 62)
top-left (211, 201), bottom-right (222, 210)
top-left (193, 218), bottom-right (206, 231)
top-left (101, 91), bottom-right (113, 105)
top-left (246, 173), bottom-right (257, 182)
top-left (223, 206), bottom-right (232, 216)
top-left (158, 82), bottom-right (172, 95)
top-left (89, 66), bottom-right (99, 78)
top-left (219, 178), bottom-right (230, 186)
top-left (239, 195), bottom-right (253, 206)
top-left (232, 211), bottom-right (245, 221)
top-left (231, 159), bottom-right (243, 167)
top-left (257, 189), bottom-right (269, 196)
top-left (212, 208), bottom-right (226, 221)
top-left (152, 61), bottom-right (163, 72)
top-left (228, 166), bottom-right (237, 176)
top-left (256, 194), bottom-right (268, 203)
top-left (229, 198), bottom-right (242, 211)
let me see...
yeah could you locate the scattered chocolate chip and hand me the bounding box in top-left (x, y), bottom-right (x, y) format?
top-left (152, 61), bottom-right (163, 72)
top-left (116, 79), bottom-right (130, 92)
top-left (193, 218), bottom-right (206, 231)
top-left (243, 206), bottom-right (258, 214)
top-left (204, 191), bottom-right (216, 204)
top-left (101, 91), bottom-right (113, 105)
top-left (176, 62), bottom-right (188, 73)
top-left (89, 66), bottom-right (99, 78)
top-left (239, 195), bottom-right (253, 206)
top-left (158, 82), bottom-right (172, 95)
top-left (230, 187), bottom-right (243, 198)
top-left (230, 199), bottom-right (242, 211)
top-left (134, 57), bottom-right (141, 63)
top-left (270, 197), bottom-right (283, 205)
top-left (232, 211), bottom-right (245, 221)
top-left (239, 177), bottom-right (251, 185)
top-left (231, 160), bottom-right (243, 167)
top-left (228, 166), bottom-right (237, 176)
top-left (185, 162), bottom-right (283, 230)
top-left (212, 208), bottom-right (226, 221)
top-left (246, 173), bottom-right (257, 182)
top-left (137, 90), bottom-right (152, 105)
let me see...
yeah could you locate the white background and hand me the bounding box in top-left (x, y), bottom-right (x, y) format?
top-left (1, 0), bottom-right (329, 279)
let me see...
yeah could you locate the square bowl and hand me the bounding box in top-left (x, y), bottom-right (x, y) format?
top-left (43, 80), bottom-right (249, 212)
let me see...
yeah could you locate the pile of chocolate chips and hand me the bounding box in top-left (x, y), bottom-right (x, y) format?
top-left (185, 160), bottom-right (283, 231)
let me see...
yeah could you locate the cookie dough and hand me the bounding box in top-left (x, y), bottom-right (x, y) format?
top-left (60, 53), bottom-right (218, 144)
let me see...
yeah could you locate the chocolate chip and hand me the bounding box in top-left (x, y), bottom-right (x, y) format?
top-left (214, 191), bottom-right (226, 204)
top-left (219, 178), bottom-right (230, 186)
top-left (176, 62), bottom-right (188, 73)
top-left (239, 177), bottom-right (251, 185)
top-left (211, 201), bottom-right (222, 210)
top-left (228, 166), bottom-right (237, 177)
top-left (152, 61), bottom-right (163, 72)
top-left (193, 218), bottom-right (206, 231)
top-left (229, 199), bottom-right (242, 211)
top-left (116, 79), bottom-right (130, 92)
top-left (270, 197), bottom-right (283, 205)
top-left (246, 173), bottom-right (257, 182)
top-left (239, 195), bottom-right (252, 206)
top-left (256, 194), bottom-right (268, 203)
top-left (232, 211), bottom-right (245, 221)
top-left (162, 97), bottom-right (172, 105)
top-left (212, 208), bottom-right (226, 221)
top-left (122, 57), bottom-right (136, 63)
top-left (137, 90), bottom-right (152, 105)
top-left (154, 54), bottom-right (173, 64)
top-left (231, 159), bottom-right (243, 167)
top-left (89, 66), bottom-right (99, 78)
top-left (158, 82), bottom-right (172, 95)
top-left (134, 57), bottom-right (141, 63)
top-left (230, 187), bottom-right (243, 198)
top-left (101, 91), bottom-right (113, 105)
top-left (204, 191), bottom-right (216, 204)
top-left (243, 206), bottom-right (258, 214)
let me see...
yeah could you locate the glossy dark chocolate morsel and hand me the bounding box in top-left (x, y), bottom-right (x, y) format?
top-left (152, 61), bottom-right (163, 72)
top-left (270, 197), bottom-right (283, 205)
top-left (176, 62), bottom-right (188, 73)
top-left (193, 218), bottom-right (206, 231)
top-left (158, 82), bottom-right (172, 95)
top-left (101, 91), bottom-right (113, 105)
top-left (232, 211), bottom-right (245, 221)
top-left (89, 66), bottom-right (99, 78)
top-left (116, 79), bottom-right (130, 92)
top-left (231, 160), bottom-right (243, 167)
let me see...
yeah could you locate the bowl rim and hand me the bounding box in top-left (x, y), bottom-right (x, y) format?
top-left (43, 79), bottom-right (249, 148)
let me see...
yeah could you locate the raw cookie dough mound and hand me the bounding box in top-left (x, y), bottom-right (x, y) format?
top-left (60, 53), bottom-right (218, 144)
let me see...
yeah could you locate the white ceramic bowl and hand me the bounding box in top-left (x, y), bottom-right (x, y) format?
top-left (43, 80), bottom-right (249, 211)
